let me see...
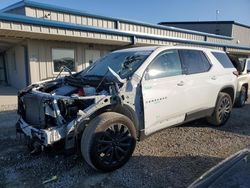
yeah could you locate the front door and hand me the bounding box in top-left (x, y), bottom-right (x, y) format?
top-left (141, 50), bottom-right (187, 135)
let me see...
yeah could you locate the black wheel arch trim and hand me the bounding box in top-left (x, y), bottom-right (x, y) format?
top-left (79, 104), bottom-right (140, 139)
top-left (218, 85), bottom-right (236, 104)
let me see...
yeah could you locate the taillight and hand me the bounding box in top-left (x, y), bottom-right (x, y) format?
top-left (78, 88), bottom-right (85, 96)
top-left (233, 71), bottom-right (239, 77)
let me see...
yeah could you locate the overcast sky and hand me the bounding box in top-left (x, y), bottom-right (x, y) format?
top-left (1, 0), bottom-right (250, 26)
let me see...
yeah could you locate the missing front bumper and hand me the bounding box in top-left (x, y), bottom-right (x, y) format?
top-left (16, 118), bottom-right (64, 146)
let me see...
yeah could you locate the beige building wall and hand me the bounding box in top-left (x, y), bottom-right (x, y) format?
top-left (232, 24), bottom-right (250, 46)
top-left (27, 39), bottom-right (118, 83)
top-left (24, 6), bottom-right (232, 45)
top-left (25, 7), bottom-right (116, 29)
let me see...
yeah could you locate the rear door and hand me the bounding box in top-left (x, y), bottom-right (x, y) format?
top-left (141, 49), bottom-right (187, 135)
top-left (179, 49), bottom-right (216, 113)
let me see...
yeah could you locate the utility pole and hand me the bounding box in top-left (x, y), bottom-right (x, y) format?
top-left (216, 10), bottom-right (220, 21)
top-left (215, 10), bottom-right (220, 34)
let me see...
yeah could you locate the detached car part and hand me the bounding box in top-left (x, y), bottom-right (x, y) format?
top-left (189, 148), bottom-right (250, 188)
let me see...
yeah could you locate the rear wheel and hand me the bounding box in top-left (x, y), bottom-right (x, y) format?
top-left (81, 112), bottom-right (136, 172)
top-left (207, 92), bottom-right (232, 126)
top-left (236, 86), bottom-right (247, 107)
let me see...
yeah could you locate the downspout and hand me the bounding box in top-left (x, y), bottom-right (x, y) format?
top-left (22, 45), bottom-right (30, 86)
top-left (1, 52), bottom-right (8, 84)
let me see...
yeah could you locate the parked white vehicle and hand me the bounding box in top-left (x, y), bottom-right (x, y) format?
top-left (235, 58), bottom-right (250, 107)
top-left (16, 46), bottom-right (238, 171)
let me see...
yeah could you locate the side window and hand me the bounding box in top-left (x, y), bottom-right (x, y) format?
top-left (147, 50), bottom-right (182, 79)
top-left (179, 50), bottom-right (211, 74)
top-left (212, 52), bottom-right (234, 68)
top-left (247, 60), bottom-right (250, 73)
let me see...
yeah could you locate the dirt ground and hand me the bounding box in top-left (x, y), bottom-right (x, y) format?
top-left (0, 101), bottom-right (250, 188)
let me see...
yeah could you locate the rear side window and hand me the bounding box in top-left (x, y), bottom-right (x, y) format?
top-left (212, 52), bottom-right (234, 68)
top-left (247, 60), bottom-right (250, 72)
top-left (179, 50), bottom-right (211, 74)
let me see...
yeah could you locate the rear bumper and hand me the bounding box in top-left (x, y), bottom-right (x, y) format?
top-left (16, 118), bottom-right (64, 146)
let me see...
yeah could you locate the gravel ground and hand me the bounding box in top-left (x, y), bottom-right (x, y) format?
top-left (0, 101), bottom-right (250, 188)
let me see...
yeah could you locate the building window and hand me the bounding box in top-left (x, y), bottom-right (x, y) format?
top-left (52, 48), bottom-right (75, 72)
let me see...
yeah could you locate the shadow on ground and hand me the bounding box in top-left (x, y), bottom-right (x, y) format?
top-left (0, 110), bottom-right (18, 139)
top-left (0, 101), bottom-right (250, 188)
top-left (0, 143), bottom-right (222, 188)
top-left (0, 86), bottom-right (18, 96)
top-left (180, 103), bottom-right (250, 137)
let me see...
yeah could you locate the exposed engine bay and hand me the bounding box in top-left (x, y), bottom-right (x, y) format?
top-left (18, 75), bottom-right (115, 127)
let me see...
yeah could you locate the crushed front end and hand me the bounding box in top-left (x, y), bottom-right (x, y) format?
top-left (16, 75), bottom-right (121, 150)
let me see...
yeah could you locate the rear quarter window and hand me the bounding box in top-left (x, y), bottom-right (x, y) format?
top-left (212, 52), bottom-right (234, 68)
top-left (179, 50), bottom-right (211, 74)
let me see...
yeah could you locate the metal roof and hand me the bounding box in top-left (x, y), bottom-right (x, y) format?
top-left (0, 0), bottom-right (234, 40)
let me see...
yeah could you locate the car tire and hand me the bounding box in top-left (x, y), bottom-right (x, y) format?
top-left (81, 112), bottom-right (136, 172)
top-left (235, 86), bottom-right (247, 107)
top-left (207, 92), bottom-right (233, 126)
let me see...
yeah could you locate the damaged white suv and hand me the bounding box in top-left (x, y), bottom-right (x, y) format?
top-left (16, 46), bottom-right (237, 171)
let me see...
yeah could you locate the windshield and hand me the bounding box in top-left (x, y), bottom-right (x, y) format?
top-left (80, 50), bottom-right (152, 79)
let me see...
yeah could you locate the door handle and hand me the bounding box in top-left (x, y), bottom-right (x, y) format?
top-left (177, 81), bottom-right (184, 86)
top-left (211, 76), bottom-right (217, 80)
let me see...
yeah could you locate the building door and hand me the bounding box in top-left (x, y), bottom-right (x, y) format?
top-left (7, 46), bottom-right (27, 89)
top-left (85, 49), bottom-right (101, 68)
top-left (0, 53), bottom-right (7, 85)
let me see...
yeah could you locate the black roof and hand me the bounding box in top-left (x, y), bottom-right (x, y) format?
top-left (159, 21), bottom-right (250, 29)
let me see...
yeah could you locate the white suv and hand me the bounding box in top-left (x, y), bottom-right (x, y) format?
top-left (16, 46), bottom-right (237, 172)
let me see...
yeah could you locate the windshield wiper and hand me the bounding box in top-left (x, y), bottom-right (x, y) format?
top-left (81, 75), bottom-right (104, 80)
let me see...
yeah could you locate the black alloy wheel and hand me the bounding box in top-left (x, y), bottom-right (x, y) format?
top-left (81, 112), bottom-right (136, 172)
top-left (92, 123), bottom-right (134, 167)
top-left (207, 92), bottom-right (232, 126)
top-left (218, 97), bottom-right (231, 123)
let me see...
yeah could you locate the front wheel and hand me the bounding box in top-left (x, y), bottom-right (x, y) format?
top-left (81, 112), bottom-right (136, 172)
top-left (207, 92), bottom-right (233, 126)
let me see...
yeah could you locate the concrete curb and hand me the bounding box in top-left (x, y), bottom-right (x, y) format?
top-left (0, 104), bottom-right (17, 111)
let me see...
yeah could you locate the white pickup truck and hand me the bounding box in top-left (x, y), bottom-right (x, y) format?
top-left (237, 58), bottom-right (250, 106)
top-left (229, 56), bottom-right (250, 107)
